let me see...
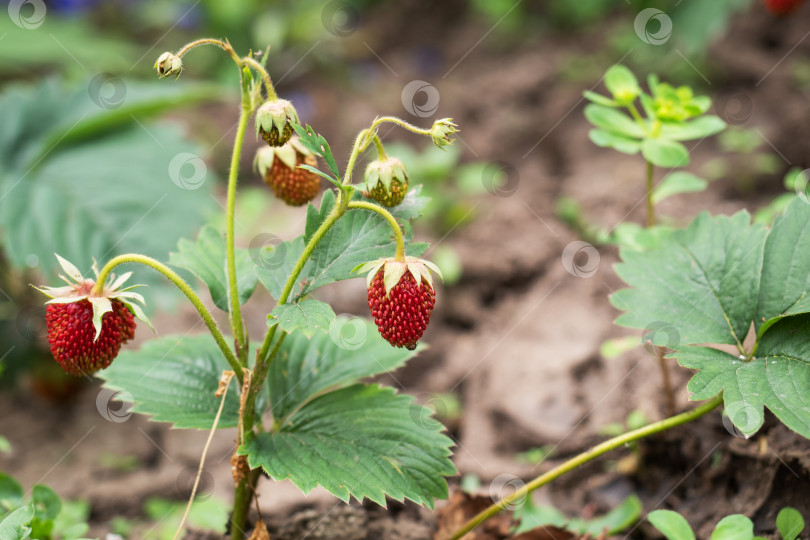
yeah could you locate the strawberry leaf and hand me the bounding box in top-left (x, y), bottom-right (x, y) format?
top-left (240, 384), bottom-right (455, 508)
top-left (268, 299), bottom-right (335, 338)
top-left (292, 123), bottom-right (340, 180)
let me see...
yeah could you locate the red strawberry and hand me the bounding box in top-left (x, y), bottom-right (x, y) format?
top-left (359, 257), bottom-right (442, 350)
top-left (254, 138), bottom-right (321, 206)
top-left (36, 255), bottom-right (151, 376)
top-left (763, 0), bottom-right (805, 14)
top-left (255, 99), bottom-right (299, 147)
top-left (363, 157), bottom-right (409, 207)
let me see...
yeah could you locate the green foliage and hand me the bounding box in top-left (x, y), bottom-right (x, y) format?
top-left (268, 299), bottom-right (335, 337)
top-left (292, 123), bottom-right (340, 183)
top-left (255, 189), bottom-right (428, 302)
top-left (0, 78), bottom-right (221, 286)
top-left (649, 507), bottom-right (805, 540)
top-left (241, 384), bottom-right (455, 507)
top-left (514, 494), bottom-right (641, 535)
top-left (169, 225), bottom-right (259, 311)
top-left (0, 473), bottom-right (91, 540)
top-left (143, 497), bottom-right (229, 540)
top-left (584, 64), bottom-right (725, 169)
top-left (612, 199), bottom-right (810, 438)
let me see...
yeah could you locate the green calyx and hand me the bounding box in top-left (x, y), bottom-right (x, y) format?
top-left (363, 157), bottom-right (409, 207)
top-left (355, 256), bottom-right (443, 296)
top-left (430, 118), bottom-right (459, 149)
top-left (154, 52), bottom-right (183, 79)
top-left (255, 99), bottom-right (299, 147)
top-left (253, 137), bottom-right (313, 177)
top-left (34, 254), bottom-right (154, 340)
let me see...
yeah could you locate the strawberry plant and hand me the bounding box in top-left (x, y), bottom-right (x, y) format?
top-left (648, 506), bottom-right (805, 540)
top-left (33, 38), bottom-right (458, 539)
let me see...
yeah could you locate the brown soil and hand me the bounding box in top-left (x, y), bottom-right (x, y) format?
top-left (3, 2), bottom-right (810, 539)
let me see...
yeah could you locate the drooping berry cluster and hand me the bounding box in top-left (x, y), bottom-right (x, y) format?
top-left (367, 267), bottom-right (436, 350)
top-left (46, 299), bottom-right (136, 376)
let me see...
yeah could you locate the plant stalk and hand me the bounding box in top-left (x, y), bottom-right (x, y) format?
top-left (646, 160), bottom-right (655, 228)
top-left (445, 394), bottom-right (724, 540)
top-left (92, 254), bottom-right (242, 379)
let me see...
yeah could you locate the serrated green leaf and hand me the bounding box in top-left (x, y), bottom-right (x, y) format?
top-left (648, 510), bottom-right (695, 540)
top-left (0, 474), bottom-right (23, 513)
top-left (777, 507), bottom-right (804, 540)
top-left (297, 163), bottom-right (341, 187)
top-left (0, 505), bottom-right (33, 540)
top-left (652, 171), bottom-right (708, 204)
top-left (641, 137), bottom-right (690, 167)
top-left (268, 317), bottom-right (419, 420)
top-left (241, 384), bottom-right (455, 508)
top-left (604, 64), bottom-right (641, 103)
top-left (292, 123), bottom-right (340, 179)
top-left (755, 198), bottom-right (810, 336)
top-left (256, 190), bottom-right (428, 302)
top-left (98, 335), bottom-right (241, 429)
top-left (659, 116), bottom-right (726, 141)
top-left (169, 225), bottom-right (258, 311)
top-left (612, 211), bottom-right (766, 348)
top-left (584, 105), bottom-right (645, 138)
top-left (268, 299), bottom-right (335, 337)
top-left (710, 515), bottom-right (754, 540)
top-left (588, 129), bottom-right (642, 155)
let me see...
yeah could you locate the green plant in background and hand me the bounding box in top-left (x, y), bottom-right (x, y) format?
top-left (648, 507), bottom-right (805, 540)
top-left (31, 37), bottom-right (458, 540)
top-left (0, 472), bottom-right (91, 540)
top-left (514, 494), bottom-right (642, 537)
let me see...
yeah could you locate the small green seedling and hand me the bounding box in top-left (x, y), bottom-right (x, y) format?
top-left (648, 506), bottom-right (805, 540)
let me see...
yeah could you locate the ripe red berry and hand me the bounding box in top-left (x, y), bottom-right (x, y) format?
top-left (46, 299), bottom-right (136, 376)
top-left (763, 0), bottom-right (805, 14)
top-left (36, 255), bottom-right (151, 376)
top-left (255, 139), bottom-right (321, 206)
top-left (364, 259), bottom-right (439, 350)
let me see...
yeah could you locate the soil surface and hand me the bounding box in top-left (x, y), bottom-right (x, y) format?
top-left (2, 2), bottom-right (810, 539)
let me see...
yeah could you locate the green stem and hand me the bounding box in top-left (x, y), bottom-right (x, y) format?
top-left (241, 56), bottom-right (277, 100)
top-left (343, 129), bottom-right (371, 187)
top-left (91, 254), bottom-right (242, 379)
top-left (445, 394), bottom-right (724, 540)
top-left (372, 134), bottom-right (388, 160)
top-left (368, 116), bottom-right (433, 137)
top-left (627, 102), bottom-right (645, 127)
top-left (225, 98), bottom-right (252, 363)
top-left (175, 38), bottom-right (241, 65)
top-left (230, 469), bottom-right (261, 540)
top-left (347, 200), bottom-right (405, 262)
top-left (646, 160), bottom-right (655, 228)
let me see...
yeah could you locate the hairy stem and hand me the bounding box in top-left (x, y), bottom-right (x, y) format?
top-left (175, 38), bottom-right (241, 65)
top-left (241, 56), bottom-right (277, 100)
top-left (92, 254), bottom-right (242, 379)
top-left (656, 347), bottom-right (675, 417)
top-left (445, 394), bottom-right (724, 540)
top-left (646, 160), bottom-right (655, 228)
top-left (347, 200), bottom-right (405, 262)
top-left (372, 134), bottom-right (388, 160)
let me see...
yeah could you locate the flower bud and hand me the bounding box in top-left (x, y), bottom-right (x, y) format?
top-left (154, 52), bottom-right (183, 79)
top-left (363, 157), bottom-right (409, 207)
top-left (255, 99), bottom-right (299, 147)
top-left (430, 118), bottom-right (459, 149)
